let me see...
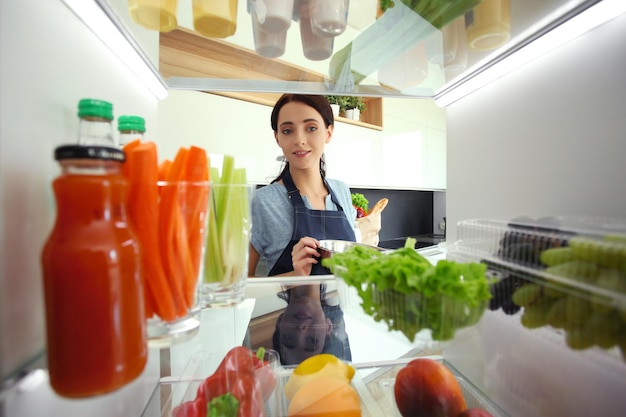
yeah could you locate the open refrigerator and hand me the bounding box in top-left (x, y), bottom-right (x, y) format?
top-left (140, 215), bottom-right (626, 417)
top-left (2, 0), bottom-right (626, 416)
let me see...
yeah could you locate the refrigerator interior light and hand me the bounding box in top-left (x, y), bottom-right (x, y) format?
top-left (61, 0), bottom-right (168, 100)
top-left (435, 0), bottom-right (626, 108)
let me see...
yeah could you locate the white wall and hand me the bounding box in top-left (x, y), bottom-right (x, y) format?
top-left (158, 91), bottom-right (447, 190)
top-left (445, 12), bottom-right (626, 241)
top-left (0, 0), bottom-right (159, 382)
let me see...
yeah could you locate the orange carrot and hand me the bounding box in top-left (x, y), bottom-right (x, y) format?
top-left (158, 159), bottom-right (172, 181)
top-left (181, 146), bottom-right (210, 295)
top-left (183, 146), bottom-right (210, 182)
top-left (160, 147), bottom-right (195, 312)
top-left (123, 141), bottom-right (178, 322)
top-left (143, 275), bottom-right (156, 320)
top-left (122, 139), bottom-right (141, 178)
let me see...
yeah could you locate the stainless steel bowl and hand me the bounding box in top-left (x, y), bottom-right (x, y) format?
top-left (318, 239), bottom-right (386, 259)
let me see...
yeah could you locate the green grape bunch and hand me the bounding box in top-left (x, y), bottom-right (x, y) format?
top-left (513, 233), bottom-right (626, 361)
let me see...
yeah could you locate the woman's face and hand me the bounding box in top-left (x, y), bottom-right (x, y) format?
top-left (278, 289), bottom-right (332, 364)
top-left (275, 101), bottom-right (333, 173)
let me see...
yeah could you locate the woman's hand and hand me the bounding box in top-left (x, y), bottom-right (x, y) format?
top-left (291, 237), bottom-right (321, 276)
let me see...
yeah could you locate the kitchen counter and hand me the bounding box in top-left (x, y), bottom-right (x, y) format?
top-left (378, 234), bottom-right (446, 250)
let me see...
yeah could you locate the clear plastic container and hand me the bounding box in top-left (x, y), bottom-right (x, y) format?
top-left (128, 0), bottom-right (178, 32)
top-left (193, 0), bottom-right (238, 38)
top-left (141, 349), bottom-right (282, 417)
top-left (465, 0), bottom-right (510, 51)
top-left (336, 276), bottom-right (488, 349)
top-left (359, 358), bottom-right (510, 417)
top-left (452, 215), bottom-right (626, 362)
top-left (443, 15), bottom-right (469, 76)
top-left (251, 6), bottom-right (288, 58)
top-left (299, 16), bottom-right (334, 61)
top-left (252, 0), bottom-right (294, 33)
top-left (141, 352), bottom-right (510, 417)
top-left (310, 0), bottom-right (349, 37)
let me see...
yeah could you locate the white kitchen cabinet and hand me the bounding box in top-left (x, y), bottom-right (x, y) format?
top-left (157, 89), bottom-right (446, 189)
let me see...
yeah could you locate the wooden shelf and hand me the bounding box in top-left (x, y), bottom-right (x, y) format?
top-left (159, 28), bottom-right (383, 130)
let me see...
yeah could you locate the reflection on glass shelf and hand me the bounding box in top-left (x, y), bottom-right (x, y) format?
top-left (106, 0), bottom-right (603, 99)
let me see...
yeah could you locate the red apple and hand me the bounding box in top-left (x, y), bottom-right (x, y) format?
top-left (394, 358), bottom-right (467, 417)
top-left (458, 408), bottom-right (496, 417)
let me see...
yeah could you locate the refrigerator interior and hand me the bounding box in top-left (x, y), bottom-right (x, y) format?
top-left (443, 10), bottom-right (626, 417)
top-left (2, 0), bottom-right (626, 416)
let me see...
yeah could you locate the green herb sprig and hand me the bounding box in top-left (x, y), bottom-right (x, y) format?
top-left (351, 193), bottom-right (369, 212)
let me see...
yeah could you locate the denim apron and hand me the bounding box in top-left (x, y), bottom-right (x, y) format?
top-left (268, 170), bottom-right (356, 276)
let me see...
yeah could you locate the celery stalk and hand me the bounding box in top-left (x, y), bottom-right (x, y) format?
top-left (205, 185), bottom-right (224, 283)
top-left (204, 157), bottom-right (250, 287)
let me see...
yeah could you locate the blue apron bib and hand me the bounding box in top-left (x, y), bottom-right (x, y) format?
top-left (268, 170), bottom-right (356, 276)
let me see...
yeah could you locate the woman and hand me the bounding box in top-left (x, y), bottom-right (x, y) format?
top-left (272, 284), bottom-right (351, 365)
top-left (248, 93), bottom-right (356, 364)
top-left (248, 93), bottom-right (357, 277)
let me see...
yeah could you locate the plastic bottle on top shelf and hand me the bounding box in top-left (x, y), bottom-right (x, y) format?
top-left (193, 0), bottom-right (238, 38)
top-left (118, 115), bottom-right (146, 147)
top-left (250, 0), bottom-right (288, 58)
top-left (252, 0), bottom-right (294, 33)
top-left (297, 0), bottom-right (334, 61)
top-left (465, 0), bottom-right (511, 51)
top-left (444, 15), bottom-right (469, 77)
top-left (128, 0), bottom-right (178, 32)
top-left (311, 0), bottom-right (350, 37)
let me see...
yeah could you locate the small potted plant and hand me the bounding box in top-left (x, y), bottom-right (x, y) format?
top-left (344, 96), bottom-right (366, 120)
top-left (325, 95), bottom-right (342, 116)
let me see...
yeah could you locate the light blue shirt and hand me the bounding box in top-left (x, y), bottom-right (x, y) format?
top-left (250, 179), bottom-right (357, 275)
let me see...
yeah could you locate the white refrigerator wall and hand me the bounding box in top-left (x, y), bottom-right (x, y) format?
top-left (445, 12), bottom-right (626, 241)
top-left (444, 11), bottom-right (626, 417)
top-left (0, 0), bottom-right (159, 380)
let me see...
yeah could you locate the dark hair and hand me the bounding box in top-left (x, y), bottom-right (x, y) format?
top-left (276, 283), bottom-right (329, 304)
top-left (272, 284), bottom-right (352, 365)
top-left (270, 94), bottom-right (333, 184)
top-left (272, 313), bottom-right (349, 366)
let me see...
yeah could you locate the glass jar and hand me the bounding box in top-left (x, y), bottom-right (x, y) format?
top-left (77, 98), bottom-right (116, 147)
top-left (118, 114), bottom-right (146, 147)
top-left (41, 144), bottom-right (147, 398)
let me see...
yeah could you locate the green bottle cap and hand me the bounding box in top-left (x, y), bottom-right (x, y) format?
top-left (117, 115), bottom-right (146, 133)
top-left (78, 99), bottom-right (114, 121)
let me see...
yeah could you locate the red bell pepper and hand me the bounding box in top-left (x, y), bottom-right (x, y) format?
top-left (171, 346), bottom-right (274, 417)
top-left (214, 346), bottom-right (256, 375)
top-left (172, 398), bottom-right (205, 417)
top-left (252, 350), bottom-right (277, 403)
top-left (212, 346), bottom-right (277, 403)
